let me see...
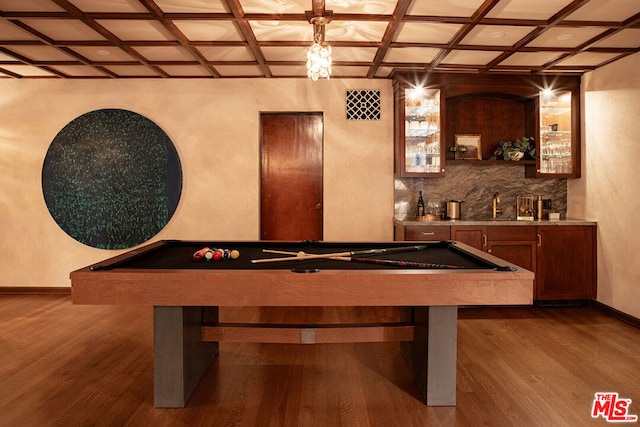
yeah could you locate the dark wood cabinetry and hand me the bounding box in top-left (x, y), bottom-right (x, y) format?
top-left (396, 222), bottom-right (595, 301)
top-left (451, 225), bottom-right (536, 274)
top-left (395, 224), bottom-right (450, 241)
top-left (536, 226), bottom-right (596, 301)
top-left (446, 94), bottom-right (536, 161)
top-left (450, 225), bottom-right (484, 250)
top-left (486, 227), bottom-right (537, 275)
top-left (393, 73), bottom-right (581, 178)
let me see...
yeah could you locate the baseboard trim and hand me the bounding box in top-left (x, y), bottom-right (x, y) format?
top-left (0, 286), bottom-right (71, 295)
top-left (593, 301), bottom-right (640, 329)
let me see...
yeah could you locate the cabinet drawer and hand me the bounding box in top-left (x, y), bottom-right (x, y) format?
top-left (404, 226), bottom-right (451, 241)
top-left (486, 226), bottom-right (536, 241)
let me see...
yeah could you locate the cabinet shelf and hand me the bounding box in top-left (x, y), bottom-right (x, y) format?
top-left (406, 129), bottom-right (440, 137)
top-left (540, 107), bottom-right (571, 113)
top-left (541, 130), bottom-right (571, 135)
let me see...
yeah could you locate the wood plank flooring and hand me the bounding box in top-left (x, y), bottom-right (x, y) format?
top-left (1, 295), bottom-right (639, 426)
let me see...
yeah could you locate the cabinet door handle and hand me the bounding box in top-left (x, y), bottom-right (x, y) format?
top-left (537, 234), bottom-right (542, 246)
top-left (483, 234), bottom-right (487, 247)
top-left (421, 232), bottom-right (435, 236)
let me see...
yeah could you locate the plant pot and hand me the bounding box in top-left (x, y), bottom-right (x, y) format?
top-left (507, 151), bottom-right (524, 161)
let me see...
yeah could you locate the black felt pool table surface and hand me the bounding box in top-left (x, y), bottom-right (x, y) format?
top-left (94, 240), bottom-right (507, 271)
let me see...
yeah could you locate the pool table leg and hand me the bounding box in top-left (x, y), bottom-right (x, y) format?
top-left (153, 306), bottom-right (219, 408)
top-left (401, 305), bottom-right (458, 406)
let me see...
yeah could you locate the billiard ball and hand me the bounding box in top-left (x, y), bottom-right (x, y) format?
top-left (230, 249), bottom-right (240, 259)
top-left (213, 250), bottom-right (223, 261)
top-left (192, 247), bottom-right (210, 261)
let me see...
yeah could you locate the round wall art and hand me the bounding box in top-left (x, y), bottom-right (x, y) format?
top-left (42, 109), bottom-right (182, 249)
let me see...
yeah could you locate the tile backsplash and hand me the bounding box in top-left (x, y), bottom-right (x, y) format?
top-left (395, 164), bottom-right (567, 220)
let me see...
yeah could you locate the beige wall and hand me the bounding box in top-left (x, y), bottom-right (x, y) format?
top-left (0, 78), bottom-right (394, 287)
top-left (570, 52), bottom-right (640, 318)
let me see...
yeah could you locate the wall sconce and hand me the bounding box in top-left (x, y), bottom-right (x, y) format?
top-left (307, 16), bottom-right (331, 81)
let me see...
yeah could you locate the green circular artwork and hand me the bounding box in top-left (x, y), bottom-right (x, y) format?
top-left (42, 109), bottom-right (182, 249)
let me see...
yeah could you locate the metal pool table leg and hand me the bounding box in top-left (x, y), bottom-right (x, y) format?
top-left (153, 306), bottom-right (219, 408)
top-left (401, 305), bottom-right (458, 406)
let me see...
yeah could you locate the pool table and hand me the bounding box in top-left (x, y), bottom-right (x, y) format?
top-left (71, 240), bottom-right (533, 408)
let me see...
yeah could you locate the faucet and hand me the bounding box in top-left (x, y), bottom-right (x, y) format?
top-left (492, 192), bottom-right (502, 219)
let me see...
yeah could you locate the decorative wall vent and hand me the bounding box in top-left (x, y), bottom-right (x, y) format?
top-left (346, 90), bottom-right (381, 120)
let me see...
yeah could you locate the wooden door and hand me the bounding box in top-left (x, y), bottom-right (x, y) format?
top-left (451, 226), bottom-right (486, 250)
top-left (486, 226), bottom-right (537, 271)
top-left (260, 113), bottom-right (323, 240)
top-left (536, 226), bottom-right (596, 300)
top-left (487, 242), bottom-right (536, 271)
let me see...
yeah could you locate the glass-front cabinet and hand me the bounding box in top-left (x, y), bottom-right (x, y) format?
top-left (539, 90), bottom-right (574, 175)
top-left (395, 86), bottom-right (443, 177)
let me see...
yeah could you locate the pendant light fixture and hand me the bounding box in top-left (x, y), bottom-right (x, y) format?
top-left (306, 1), bottom-right (332, 81)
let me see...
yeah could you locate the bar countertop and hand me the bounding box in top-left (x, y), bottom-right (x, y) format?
top-left (394, 218), bottom-right (597, 226)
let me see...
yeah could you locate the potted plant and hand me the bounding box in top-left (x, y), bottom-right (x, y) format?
top-left (490, 137), bottom-right (536, 160)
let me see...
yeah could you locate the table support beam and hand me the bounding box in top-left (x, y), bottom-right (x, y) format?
top-left (401, 306), bottom-right (458, 406)
top-left (153, 306), bottom-right (219, 408)
top-left (201, 323), bottom-right (414, 344)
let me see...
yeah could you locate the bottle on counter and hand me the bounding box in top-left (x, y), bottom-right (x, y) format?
top-left (537, 195), bottom-right (544, 220)
top-left (417, 191), bottom-right (425, 217)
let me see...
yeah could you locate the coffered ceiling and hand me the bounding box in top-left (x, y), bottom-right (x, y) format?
top-left (0, 0), bottom-right (638, 79)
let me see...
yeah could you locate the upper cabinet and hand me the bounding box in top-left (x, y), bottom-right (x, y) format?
top-left (532, 87), bottom-right (581, 178)
top-left (394, 83), bottom-right (444, 177)
top-left (393, 73), bottom-right (581, 178)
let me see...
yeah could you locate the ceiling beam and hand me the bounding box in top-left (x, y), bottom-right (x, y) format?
top-left (138, 0), bottom-right (221, 78)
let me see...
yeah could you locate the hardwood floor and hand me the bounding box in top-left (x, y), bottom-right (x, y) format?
top-left (1, 295), bottom-right (638, 426)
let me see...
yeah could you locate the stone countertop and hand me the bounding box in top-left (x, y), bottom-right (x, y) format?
top-left (394, 218), bottom-right (597, 226)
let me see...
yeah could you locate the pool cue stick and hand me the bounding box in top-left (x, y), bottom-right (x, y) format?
top-left (261, 249), bottom-right (460, 269)
top-left (263, 249), bottom-right (299, 256)
top-left (252, 245), bottom-right (427, 264)
top-left (263, 249), bottom-right (358, 263)
top-left (332, 256), bottom-right (463, 269)
top-left (264, 249), bottom-right (355, 262)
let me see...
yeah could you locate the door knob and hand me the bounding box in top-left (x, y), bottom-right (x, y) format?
top-left (315, 203), bottom-right (322, 210)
